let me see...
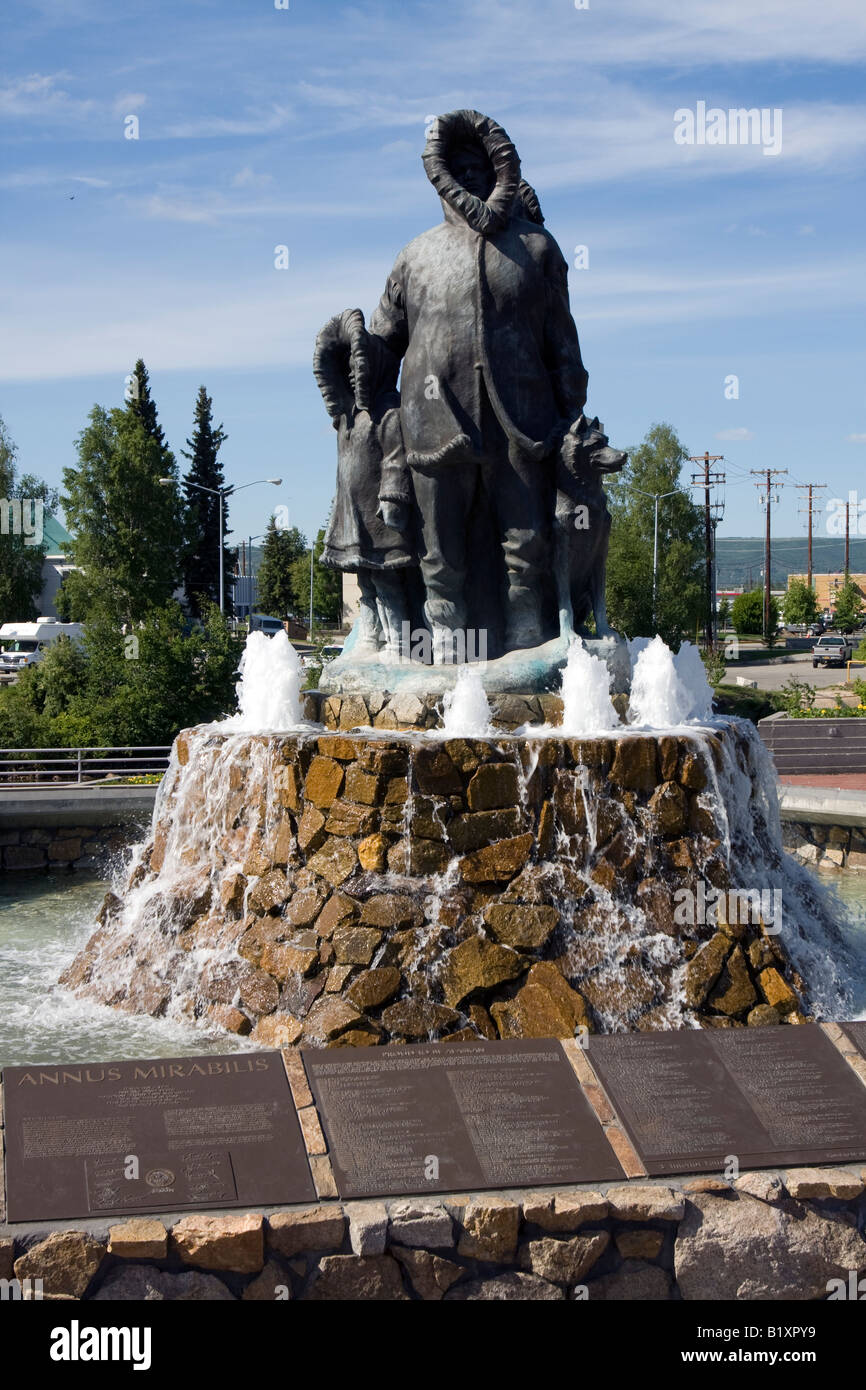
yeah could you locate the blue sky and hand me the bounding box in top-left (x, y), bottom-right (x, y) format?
top-left (1, 0), bottom-right (864, 552)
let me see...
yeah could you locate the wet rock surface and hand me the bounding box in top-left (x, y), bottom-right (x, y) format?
top-left (61, 723), bottom-right (814, 1042)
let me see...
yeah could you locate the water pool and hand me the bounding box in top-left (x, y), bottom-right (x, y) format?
top-left (2, 862), bottom-right (865, 1068)
top-left (0, 871), bottom-right (246, 1067)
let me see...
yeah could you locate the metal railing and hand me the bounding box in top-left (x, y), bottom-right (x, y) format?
top-left (0, 746), bottom-right (172, 788)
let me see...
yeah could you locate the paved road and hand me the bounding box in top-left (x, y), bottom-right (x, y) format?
top-left (724, 652), bottom-right (862, 693)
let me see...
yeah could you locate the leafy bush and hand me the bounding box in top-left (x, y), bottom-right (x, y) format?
top-left (731, 588), bottom-right (778, 638)
top-left (0, 601), bottom-right (244, 749)
top-left (777, 675), bottom-right (816, 716)
top-left (700, 646), bottom-right (727, 689)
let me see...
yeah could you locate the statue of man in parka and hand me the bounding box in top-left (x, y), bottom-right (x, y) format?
top-left (369, 108), bottom-right (590, 663)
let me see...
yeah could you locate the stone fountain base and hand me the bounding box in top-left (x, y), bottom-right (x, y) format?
top-left (60, 720), bottom-right (813, 1044)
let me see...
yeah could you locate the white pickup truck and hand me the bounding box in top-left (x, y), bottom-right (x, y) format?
top-left (0, 619), bottom-right (84, 682)
top-left (811, 634), bottom-right (854, 668)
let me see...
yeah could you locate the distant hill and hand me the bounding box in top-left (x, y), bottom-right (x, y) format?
top-left (715, 537), bottom-right (866, 590)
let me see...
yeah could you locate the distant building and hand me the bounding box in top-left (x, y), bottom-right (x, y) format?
top-left (37, 515), bottom-right (76, 618)
top-left (341, 572), bottom-right (360, 632)
top-left (787, 573), bottom-right (866, 610)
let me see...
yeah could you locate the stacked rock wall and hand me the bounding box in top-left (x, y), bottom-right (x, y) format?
top-left (0, 822), bottom-right (139, 873)
top-left (61, 721), bottom-right (811, 1040)
top-left (785, 821), bottom-right (866, 872)
top-left (4, 1172), bottom-right (866, 1302)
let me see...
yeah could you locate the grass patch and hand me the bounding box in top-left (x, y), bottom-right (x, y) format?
top-left (713, 684), bottom-right (779, 723)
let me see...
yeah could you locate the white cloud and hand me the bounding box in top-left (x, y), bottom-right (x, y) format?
top-left (0, 169), bottom-right (110, 189)
top-left (846, 433), bottom-right (866, 443)
top-left (716, 428), bottom-right (755, 442)
top-left (126, 189), bottom-right (386, 224)
top-left (520, 100), bottom-right (866, 191)
top-left (457, 0), bottom-right (866, 71)
top-left (0, 257), bottom-right (390, 382)
top-left (112, 92), bottom-right (147, 117)
top-left (164, 105), bottom-right (293, 139)
top-left (0, 72), bottom-right (95, 120)
top-left (231, 166), bottom-right (275, 189)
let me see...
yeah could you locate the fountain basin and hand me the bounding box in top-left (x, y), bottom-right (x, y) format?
top-left (61, 719), bottom-right (837, 1045)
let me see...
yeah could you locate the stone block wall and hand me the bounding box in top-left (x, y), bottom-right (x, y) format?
top-left (4, 1033), bottom-right (866, 1302)
top-left (301, 688), bottom-right (570, 732)
top-left (61, 722), bottom-right (811, 1040)
top-left (0, 823), bottom-right (140, 873)
top-left (3, 1170), bottom-right (866, 1302)
top-left (784, 821), bottom-right (866, 872)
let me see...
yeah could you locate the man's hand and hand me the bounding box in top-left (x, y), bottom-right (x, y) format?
top-left (379, 499), bottom-right (408, 531)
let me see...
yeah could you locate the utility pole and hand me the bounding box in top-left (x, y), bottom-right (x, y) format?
top-left (795, 483), bottom-right (826, 590)
top-left (710, 498), bottom-right (725, 637)
top-left (751, 469), bottom-right (787, 641)
top-left (845, 498), bottom-right (850, 576)
top-left (689, 453), bottom-right (725, 650)
top-left (309, 543), bottom-right (315, 640)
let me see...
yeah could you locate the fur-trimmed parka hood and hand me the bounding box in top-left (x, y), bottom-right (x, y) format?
top-left (421, 109), bottom-right (521, 236)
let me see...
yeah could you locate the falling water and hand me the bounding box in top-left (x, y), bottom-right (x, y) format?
top-left (55, 620), bottom-right (862, 1044)
top-left (441, 666), bottom-right (493, 737)
top-left (702, 717), bottom-right (857, 1020)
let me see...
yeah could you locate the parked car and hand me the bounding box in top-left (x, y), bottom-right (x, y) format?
top-left (808, 621), bottom-right (824, 637)
top-left (249, 613), bottom-right (285, 636)
top-left (0, 619), bottom-right (84, 682)
top-left (812, 634), bottom-right (854, 668)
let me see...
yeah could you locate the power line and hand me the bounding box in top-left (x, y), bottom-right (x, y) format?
top-left (794, 483), bottom-right (827, 589)
top-left (689, 453), bottom-right (725, 650)
top-left (751, 469), bottom-right (787, 639)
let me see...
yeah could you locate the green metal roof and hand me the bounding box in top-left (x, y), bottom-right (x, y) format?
top-left (42, 514), bottom-right (72, 553)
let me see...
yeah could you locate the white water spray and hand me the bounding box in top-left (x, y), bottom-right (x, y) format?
top-left (441, 666), bottom-right (493, 737)
top-left (227, 630), bottom-right (304, 731)
top-left (560, 637), bottom-right (620, 734)
top-left (628, 636), bottom-right (713, 726)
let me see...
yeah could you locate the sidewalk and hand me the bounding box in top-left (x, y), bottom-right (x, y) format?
top-left (780, 774), bottom-right (866, 791)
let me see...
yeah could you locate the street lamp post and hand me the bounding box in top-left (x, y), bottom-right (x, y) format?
top-left (159, 476), bottom-right (282, 614)
top-left (631, 487), bottom-right (679, 634)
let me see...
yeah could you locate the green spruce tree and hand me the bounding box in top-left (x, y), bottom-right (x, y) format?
top-left (61, 373), bottom-right (185, 625)
top-left (256, 516), bottom-right (308, 618)
top-left (0, 414), bottom-right (57, 625)
top-left (181, 386), bottom-right (233, 615)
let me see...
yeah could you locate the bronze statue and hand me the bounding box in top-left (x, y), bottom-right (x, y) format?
top-left (314, 109), bottom-right (626, 684)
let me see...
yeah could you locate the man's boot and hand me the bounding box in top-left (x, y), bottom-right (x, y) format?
top-left (352, 579), bottom-right (383, 658)
top-left (504, 583), bottom-right (543, 652)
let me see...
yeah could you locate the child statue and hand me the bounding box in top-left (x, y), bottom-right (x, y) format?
top-left (313, 308), bottom-right (418, 661)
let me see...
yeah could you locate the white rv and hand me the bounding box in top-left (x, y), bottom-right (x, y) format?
top-left (0, 619), bottom-right (85, 682)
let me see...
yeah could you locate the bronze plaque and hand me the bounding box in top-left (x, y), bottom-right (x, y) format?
top-left (1, 1052), bottom-right (316, 1222)
top-left (303, 1039), bottom-right (625, 1199)
top-left (588, 1024), bottom-right (866, 1176)
top-left (841, 1021), bottom-right (866, 1058)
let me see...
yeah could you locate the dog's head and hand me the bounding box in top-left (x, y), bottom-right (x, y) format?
top-left (561, 415), bottom-right (627, 478)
